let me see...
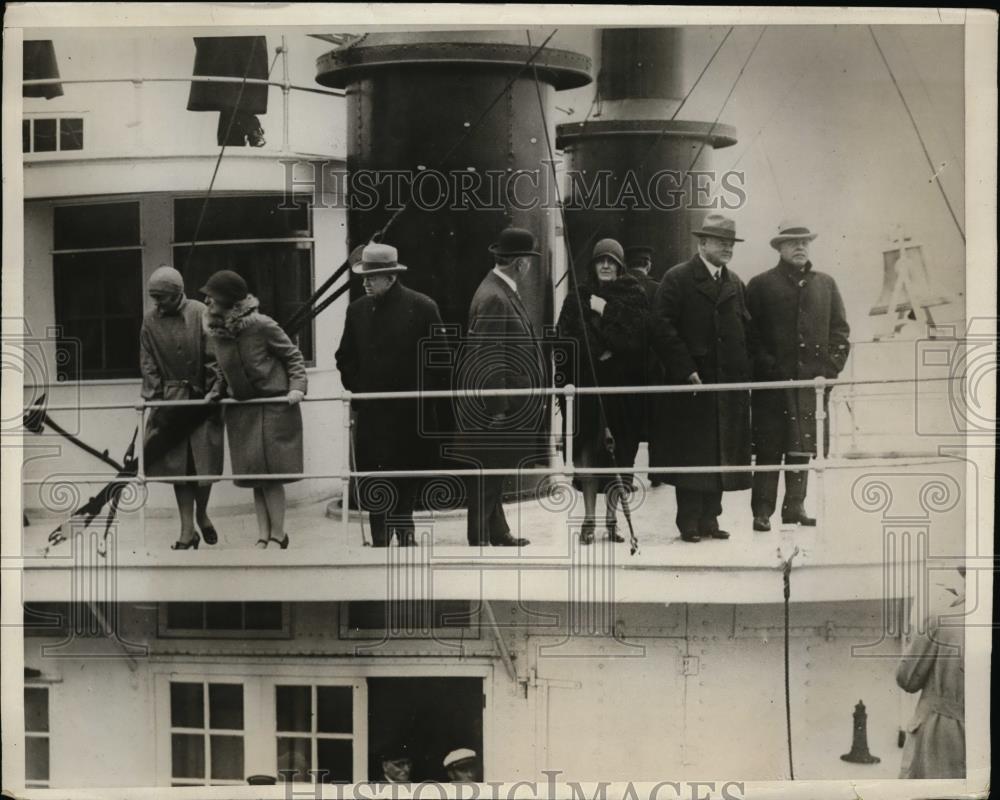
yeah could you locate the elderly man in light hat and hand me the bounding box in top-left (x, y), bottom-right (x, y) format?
top-left (649, 213), bottom-right (755, 542)
top-left (746, 221), bottom-right (850, 531)
top-left (442, 748), bottom-right (480, 783)
top-left (140, 265), bottom-right (224, 549)
top-left (335, 243), bottom-right (445, 547)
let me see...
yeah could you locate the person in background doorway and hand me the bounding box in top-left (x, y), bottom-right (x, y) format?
top-left (443, 748), bottom-right (481, 782)
top-left (377, 743), bottom-right (414, 784)
top-left (140, 265), bottom-right (224, 550)
top-left (746, 221), bottom-right (850, 532)
top-left (202, 270), bottom-right (307, 550)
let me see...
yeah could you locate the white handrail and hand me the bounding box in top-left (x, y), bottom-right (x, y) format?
top-left (23, 75), bottom-right (344, 97)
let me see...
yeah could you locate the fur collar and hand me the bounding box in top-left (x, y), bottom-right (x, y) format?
top-left (204, 295), bottom-right (261, 338)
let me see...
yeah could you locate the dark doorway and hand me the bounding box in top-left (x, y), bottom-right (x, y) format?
top-left (367, 677), bottom-right (483, 782)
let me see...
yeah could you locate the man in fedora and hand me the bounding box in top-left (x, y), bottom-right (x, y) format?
top-left (625, 244), bottom-right (659, 301)
top-left (335, 243), bottom-right (445, 546)
top-left (747, 220), bottom-right (850, 531)
top-left (626, 244), bottom-right (663, 484)
top-left (649, 213), bottom-right (755, 542)
top-left (458, 227), bottom-right (546, 547)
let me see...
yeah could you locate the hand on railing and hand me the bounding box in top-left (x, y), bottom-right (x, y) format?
top-left (287, 389), bottom-right (305, 405)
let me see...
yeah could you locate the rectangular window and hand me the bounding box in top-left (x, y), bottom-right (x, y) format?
top-left (53, 201), bottom-right (142, 380)
top-left (23, 116), bottom-right (84, 153)
top-left (159, 602), bottom-right (290, 639)
top-left (169, 681), bottom-right (246, 786)
top-left (275, 684), bottom-right (356, 784)
top-left (25, 686), bottom-right (51, 788)
top-left (173, 195), bottom-right (314, 361)
top-left (340, 601), bottom-right (480, 640)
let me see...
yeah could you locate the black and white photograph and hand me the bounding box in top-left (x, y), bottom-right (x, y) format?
top-left (1, 4), bottom-right (994, 798)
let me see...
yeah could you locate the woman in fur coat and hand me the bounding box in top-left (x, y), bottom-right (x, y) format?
top-left (557, 239), bottom-right (650, 544)
top-left (202, 270), bottom-right (308, 549)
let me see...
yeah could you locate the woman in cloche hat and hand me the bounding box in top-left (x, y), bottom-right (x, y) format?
top-left (201, 270), bottom-right (308, 550)
top-left (556, 238), bottom-right (650, 545)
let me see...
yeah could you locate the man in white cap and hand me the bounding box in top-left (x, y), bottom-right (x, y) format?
top-left (746, 221), bottom-right (850, 532)
top-left (649, 214), bottom-right (754, 542)
top-left (335, 243), bottom-right (445, 546)
top-left (140, 265), bottom-right (224, 549)
top-left (442, 748), bottom-right (480, 782)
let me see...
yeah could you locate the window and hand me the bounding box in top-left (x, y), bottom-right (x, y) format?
top-left (340, 601), bottom-right (480, 640)
top-left (169, 681), bottom-right (246, 786)
top-left (25, 686), bottom-right (51, 788)
top-left (173, 195), bottom-right (314, 361)
top-left (23, 116), bottom-right (84, 153)
top-left (275, 684), bottom-right (356, 784)
top-left (159, 602), bottom-right (289, 639)
top-left (53, 202), bottom-right (142, 380)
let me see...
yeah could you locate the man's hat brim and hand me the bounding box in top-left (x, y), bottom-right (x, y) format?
top-left (770, 233), bottom-right (818, 249)
top-left (488, 243), bottom-right (540, 257)
top-left (351, 263), bottom-right (408, 275)
top-left (692, 228), bottom-right (744, 243)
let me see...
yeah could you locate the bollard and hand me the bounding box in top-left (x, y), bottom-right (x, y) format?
top-left (840, 699), bottom-right (881, 764)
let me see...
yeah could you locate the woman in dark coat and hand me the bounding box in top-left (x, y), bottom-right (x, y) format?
top-left (557, 239), bottom-right (649, 544)
top-left (202, 270), bottom-right (308, 550)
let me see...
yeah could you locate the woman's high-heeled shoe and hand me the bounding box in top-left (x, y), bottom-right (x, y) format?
top-left (171, 532), bottom-right (200, 550)
top-left (269, 532), bottom-right (290, 550)
top-left (580, 520), bottom-right (595, 545)
top-left (199, 524), bottom-right (218, 546)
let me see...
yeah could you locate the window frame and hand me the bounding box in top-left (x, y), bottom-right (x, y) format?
top-left (157, 602), bottom-right (292, 640)
top-left (51, 198), bottom-right (144, 381)
top-left (170, 192), bottom-right (316, 365)
top-left (165, 678), bottom-right (249, 787)
top-left (338, 600), bottom-right (482, 641)
top-left (24, 684), bottom-right (52, 788)
top-left (23, 112), bottom-right (88, 156)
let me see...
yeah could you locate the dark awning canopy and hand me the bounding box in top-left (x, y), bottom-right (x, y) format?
top-left (187, 35), bottom-right (269, 114)
top-left (23, 40), bottom-right (63, 99)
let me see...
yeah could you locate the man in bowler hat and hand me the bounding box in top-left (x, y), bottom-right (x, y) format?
top-left (746, 220), bottom-right (850, 531)
top-left (336, 243), bottom-right (445, 546)
top-left (458, 227), bottom-right (546, 547)
top-left (649, 214), bottom-right (755, 541)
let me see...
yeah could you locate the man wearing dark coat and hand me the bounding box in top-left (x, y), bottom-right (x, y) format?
top-left (335, 243), bottom-right (445, 547)
top-left (626, 244), bottom-right (665, 486)
top-left (458, 227), bottom-right (546, 547)
top-left (746, 221), bottom-right (850, 531)
top-left (650, 214), bottom-right (754, 542)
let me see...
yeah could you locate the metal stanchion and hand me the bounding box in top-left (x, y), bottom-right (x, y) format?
top-left (564, 384), bottom-right (575, 474)
top-left (814, 377), bottom-right (827, 532)
top-left (135, 401), bottom-right (146, 545)
top-left (340, 393), bottom-right (351, 536)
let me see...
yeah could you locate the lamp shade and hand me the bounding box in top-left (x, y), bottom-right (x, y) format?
top-left (23, 40), bottom-right (63, 99)
top-left (187, 36), bottom-right (269, 114)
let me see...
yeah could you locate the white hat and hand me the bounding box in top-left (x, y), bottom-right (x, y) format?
top-left (351, 242), bottom-right (408, 275)
top-left (443, 748), bottom-right (477, 769)
top-left (770, 220), bottom-right (818, 250)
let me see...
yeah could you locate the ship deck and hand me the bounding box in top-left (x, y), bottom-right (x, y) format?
top-left (19, 454), bottom-right (966, 604)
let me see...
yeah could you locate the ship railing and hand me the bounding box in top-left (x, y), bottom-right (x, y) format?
top-left (24, 375), bottom-right (955, 537)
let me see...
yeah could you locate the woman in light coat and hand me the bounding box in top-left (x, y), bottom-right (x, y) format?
top-left (202, 270), bottom-right (307, 549)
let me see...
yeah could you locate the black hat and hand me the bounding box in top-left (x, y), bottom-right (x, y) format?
top-left (200, 270), bottom-right (248, 304)
top-left (625, 245), bottom-right (654, 260)
top-left (489, 227), bottom-right (540, 258)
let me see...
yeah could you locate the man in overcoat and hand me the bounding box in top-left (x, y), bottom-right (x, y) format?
top-left (458, 227), bottom-right (546, 547)
top-left (335, 243), bottom-right (445, 547)
top-left (649, 214), bottom-right (754, 542)
top-left (626, 244), bottom-right (664, 484)
top-left (746, 221), bottom-right (850, 531)
top-left (140, 265), bottom-right (224, 549)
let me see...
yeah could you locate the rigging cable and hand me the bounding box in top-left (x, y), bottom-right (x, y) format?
top-left (182, 39), bottom-right (283, 272)
top-left (528, 30), bottom-right (639, 555)
top-left (677, 26), bottom-right (768, 186)
top-left (553, 26), bottom-right (736, 292)
top-left (867, 26), bottom-right (966, 244)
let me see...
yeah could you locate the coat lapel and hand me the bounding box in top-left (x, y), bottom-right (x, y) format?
top-left (716, 269), bottom-right (738, 305)
top-left (692, 256), bottom-right (721, 303)
top-left (491, 272), bottom-right (534, 335)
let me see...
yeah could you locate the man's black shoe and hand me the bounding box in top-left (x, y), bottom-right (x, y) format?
top-left (680, 531), bottom-right (701, 543)
top-left (782, 511), bottom-right (817, 526)
top-left (753, 516), bottom-right (771, 532)
top-left (702, 528), bottom-right (730, 540)
top-left (491, 533), bottom-right (530, 547)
